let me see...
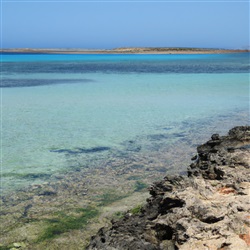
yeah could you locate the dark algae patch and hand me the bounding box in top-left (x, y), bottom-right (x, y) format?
top-left (1, 172), bottom-right (51, 179)
top-left (0, 246), bottom-right (10, 250)
top-left (1, 78), bottom-right (94, 88)
top-left (113, 211), bottom-right (125, 219)
top-left (50, 146), bottom-right (110, 155)
top-left (130, 204), bottom-right (143, 215)
top-left (36, 207), bottom-right (99, 242)
top-left (97, 192), bottom-right (129, 206)
top-left (134, 181), bottom-right (148, 192)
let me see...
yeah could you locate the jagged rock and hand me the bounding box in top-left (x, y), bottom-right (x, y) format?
top-left (87, 126), bottom-right (250, 250)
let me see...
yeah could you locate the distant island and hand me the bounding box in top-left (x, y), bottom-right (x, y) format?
top-left (1, 47), bottom-right (249, 54)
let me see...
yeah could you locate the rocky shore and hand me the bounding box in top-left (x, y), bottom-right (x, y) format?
top-left (87, 126), bottom-right (250, 250)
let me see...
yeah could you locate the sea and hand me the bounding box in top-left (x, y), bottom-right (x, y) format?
top-left (1, 53), bottom-right (249, 194)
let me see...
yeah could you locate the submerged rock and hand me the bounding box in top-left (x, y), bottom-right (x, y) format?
top-left (87, 126), bottom-right (250, 250)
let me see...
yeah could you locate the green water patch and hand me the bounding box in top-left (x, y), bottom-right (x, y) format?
top-left (130, 204), bottom-right (143, 215)
top-left (0, 245), bottom-right (10, 250)
top-left (113, 211), bottom-right (125, 219)
top-left (97, 191), bottom-right (129, 207)
top-left (1, 172), bottom-right (51, 180)
top-left (113, 204), bottom-right (143, 220)
top-left (134, 181), bottom-right (148, 192)
top-left (36, 207), bottom-right (99, 242)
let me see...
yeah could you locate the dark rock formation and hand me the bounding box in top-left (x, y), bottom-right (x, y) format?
top-left (87, 126), bottom-right (250, 250)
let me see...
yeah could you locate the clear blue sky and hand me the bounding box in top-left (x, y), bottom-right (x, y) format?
top-left (2, 0), bottom-right (249, 49)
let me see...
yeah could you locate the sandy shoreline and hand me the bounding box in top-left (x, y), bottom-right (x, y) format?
top-left (1, 47), bottom-right (249, 54)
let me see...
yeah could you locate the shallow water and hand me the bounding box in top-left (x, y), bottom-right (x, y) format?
top-left (1, 53), bottom-right (249, 193)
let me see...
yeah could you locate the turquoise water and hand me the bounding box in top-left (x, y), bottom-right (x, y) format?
top-left (1, 53), bottom-right (249, 192)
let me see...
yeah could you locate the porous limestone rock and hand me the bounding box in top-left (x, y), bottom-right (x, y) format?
top-left (87, 126), bottom-right (250, 250)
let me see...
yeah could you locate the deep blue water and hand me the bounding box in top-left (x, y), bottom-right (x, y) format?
top-left (2, 53), bottom-right (249, 88)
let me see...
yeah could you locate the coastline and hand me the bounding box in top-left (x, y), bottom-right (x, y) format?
top-left (0, 110), bottom-right (249, 250)
top-left (88, 126), bottom-right (250, 249)
top-left (1, 47), bottom-right (249, 54)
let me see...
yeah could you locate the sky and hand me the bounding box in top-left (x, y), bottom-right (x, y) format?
top-left (1, 0), bottom-right (249, 49)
